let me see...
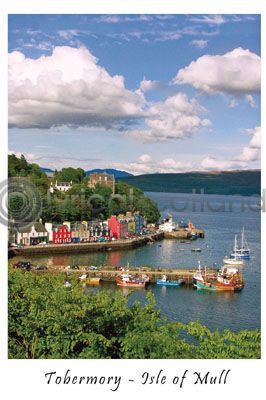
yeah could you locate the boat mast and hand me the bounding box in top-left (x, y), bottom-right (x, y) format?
top-left (234, 235), bottom-right (238, 251)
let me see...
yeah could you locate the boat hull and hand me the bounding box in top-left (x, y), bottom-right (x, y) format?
top-left (156, 280), bottom-right (180, 286)
top-left (223, 258), bottom-right (244, 265)
top-left (116, 278), bottom-right (146, 288)
top-left (86, 277), bottom-right (101, 285)
top-left (230, 253), bottom-right (250, 259)
top-left (196, 280), bottom-right (244, 292)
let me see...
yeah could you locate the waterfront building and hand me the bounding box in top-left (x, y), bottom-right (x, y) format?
top-left (159, 216), bottom-right (177, 232)
top-left (16, 222), bottom-right (48, 246)
top-left (134, 211), bottom-right (144, 235)
top-left (53, 224), bottom-right (72, 244)
top-left (108, 215), bottom-right (128, 239)
top-left (87, 172), bottom-right (115, 194)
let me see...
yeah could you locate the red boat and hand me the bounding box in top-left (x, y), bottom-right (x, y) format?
top-left (116, 274), bottom-right (147, 288)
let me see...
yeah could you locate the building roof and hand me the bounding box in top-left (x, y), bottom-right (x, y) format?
top-left (18, 222), bottom-right (47, 233)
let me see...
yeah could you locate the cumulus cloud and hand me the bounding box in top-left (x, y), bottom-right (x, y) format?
top-left (129, 92), bottom-right (211, 141)
top-left (174, 48), bottom-right (261, 96)
top-left (8, 46), bottom-right (145, 130)
top-left (200, 126), bottom-right (261, 170)
top-left (190, 39), bottom-right (208, 49)
top-left (245, 94), bottom-right (256, 108)
top-left (188, 15), bottom-right (226, 26)
top-left (139, 78), bottom-right (162, 92)
top-left (199, 156), bottom-right (246, 171)
top-left (234, 126), bottom-right (261, 162)
top-left (113, 154), bottom-right (192, 175)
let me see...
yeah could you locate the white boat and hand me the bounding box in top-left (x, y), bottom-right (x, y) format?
top-left (223, 257), bottom-right (244, 266)
top-left (231, 228), bottom-right (250, 259)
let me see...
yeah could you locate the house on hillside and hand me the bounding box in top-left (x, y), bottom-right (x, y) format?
top-left (49, 180), bottom-right (73, 193)
top-left (88, 172), bottom-right (115, 194)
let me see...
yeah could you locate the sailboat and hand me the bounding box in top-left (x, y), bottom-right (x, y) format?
top-left (230, 228), bottom-right (250, 259)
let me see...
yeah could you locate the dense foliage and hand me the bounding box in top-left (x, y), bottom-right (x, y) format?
top-left (8, 154), bottom-right (160, 223)
top-left (119, 171), bottom-right (261, 196)
top-left (9, 269), bottom-right (261, 359)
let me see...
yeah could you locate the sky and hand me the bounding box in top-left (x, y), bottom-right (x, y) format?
top-left (8, 14), bottom-right (261, 174)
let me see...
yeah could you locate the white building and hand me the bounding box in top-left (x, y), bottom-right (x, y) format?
top-left (50, 180), bottom-right (73, 193)
top-left (159, 216), bottom-right (177, 232)
top-left (16, 222), bottom-right (48, 246)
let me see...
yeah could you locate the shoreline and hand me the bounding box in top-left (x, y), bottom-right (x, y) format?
top-left (9, 232), bottom-right (164, 257)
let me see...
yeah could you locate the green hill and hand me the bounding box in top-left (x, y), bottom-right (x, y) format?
top-left (118, 170), bottom-right (261, 196)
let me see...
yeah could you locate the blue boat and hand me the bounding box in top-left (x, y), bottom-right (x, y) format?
top-left (156, 275), bottom-right (183, 287)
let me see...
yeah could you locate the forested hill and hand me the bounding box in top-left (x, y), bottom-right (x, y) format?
top-left (118, 170), bottom-right (261, 196)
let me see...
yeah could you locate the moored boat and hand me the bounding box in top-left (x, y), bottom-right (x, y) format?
top-left (196, 266), bottom-right (244, 291)
top-left (116, 274), bottom-right (147, 288)
top-left (231, 228), bottom-right (250, 259)
top-left (156, 275), bottom-right (183, 286)
top-left (223, 256), bottom-right (244, 266)
top-left (86, 277), bottom-right (101, 285)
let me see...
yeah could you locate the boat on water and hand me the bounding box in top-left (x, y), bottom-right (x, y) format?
top-left (230, 228), bottom-right (250, 259)
top-left (191, 248), bottom-right (201, 252)
top-left (223, 256), bottom-right (244, 266)
top-left (156, 275), bottom-right (184, 287)
top-left (86, 277), bottom-right (101, 285)
top-left (195, 266), bottom-right (244, 292)
top-left (116, 273), bottom-right (147, 288)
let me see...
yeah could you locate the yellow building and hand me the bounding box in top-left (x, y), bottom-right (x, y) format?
top-left (88, 172), bottom-right (115, 194)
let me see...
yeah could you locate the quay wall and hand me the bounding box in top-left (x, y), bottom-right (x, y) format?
top-left (10, 232), bottom-right (164, 256)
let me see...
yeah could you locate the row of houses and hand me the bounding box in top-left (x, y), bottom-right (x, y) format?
top-left (12, 212), bottom-right (146, 246)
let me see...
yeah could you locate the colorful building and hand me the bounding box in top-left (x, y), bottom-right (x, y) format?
top-left (108, 215), bottom-right (128, 239)
top-left (53, 224), bottom-right (72, 244)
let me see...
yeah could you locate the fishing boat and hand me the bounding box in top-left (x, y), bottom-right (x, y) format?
top-left (86, 277), bottom-right (101, 285)
top-left (192, 261), bottom-right (205, 287)
top-left (223, 256), bottom-right (244, 266)
top-left (230, 228), bottom-right (250, 259)
top-left (156, 275), bottom-right (183, 286)
top-left (196, 266), bottom-right (244, 291)
top-left (116, 274), bottom-right (147, 288)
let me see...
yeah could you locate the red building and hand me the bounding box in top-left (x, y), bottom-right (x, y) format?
top-left (108, 215), bottom-right (128, 239)
top-left (53, 224), bottom-right (72, 244)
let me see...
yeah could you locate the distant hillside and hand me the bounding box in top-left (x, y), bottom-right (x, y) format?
top-left (86, 168), bottom-right (133, 178)
top-left (40, 167), bottom-right (54, 173)
top-left (117, 170), bottom-right (261, 196)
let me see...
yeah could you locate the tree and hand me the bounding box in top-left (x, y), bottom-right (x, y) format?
top-left (8, 269), bottom-right (261, 359)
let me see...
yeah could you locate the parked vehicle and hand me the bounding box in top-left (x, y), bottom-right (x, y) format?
top-left (34, 265), bottom-right (48, 270)
top-left (13, 261), bottom-right (32, 271)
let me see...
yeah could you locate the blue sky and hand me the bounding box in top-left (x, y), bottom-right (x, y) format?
top-left (8, 14), bottom-right (261, 174)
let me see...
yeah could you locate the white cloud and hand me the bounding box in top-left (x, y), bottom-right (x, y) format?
top-left (139, 78), bottom-right (161, 92)
top-left (138, 154), bottom-right (152, 163)
top-left (8, 46), bottom-right (145, 130)
top-left (129, 93), bottom-right (211, 142)
top-left (113, 155), bottom-right (192, 175)
top-left (174, 48), bottom-right (261, 96)
top-left (234, 126), bottom-right (261, 162)
top-left (200, 126), bottom-right (261, 170)
top-left (199, 156), bottom-right (246, 171)
top-left (188, 15), bottom-right (226, 26)
top-left (228, 99), bottom-right (238, 108)
top-left (190, 39), bottom-right (208, 49)
top-left (245, 94), bottom-right (256, 108)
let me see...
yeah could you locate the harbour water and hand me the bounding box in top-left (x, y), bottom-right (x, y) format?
top-left (14, 192), bottom-right (261, 332)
